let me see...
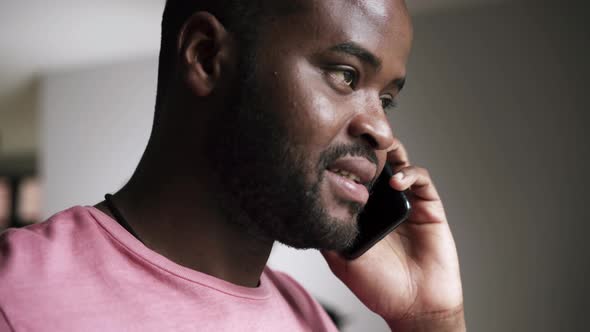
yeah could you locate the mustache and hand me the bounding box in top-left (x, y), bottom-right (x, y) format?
top-left (318, 143), bottom-right (379, 189)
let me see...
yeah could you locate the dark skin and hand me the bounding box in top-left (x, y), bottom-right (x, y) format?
top-left (97, 0), bottom-right (465, 330)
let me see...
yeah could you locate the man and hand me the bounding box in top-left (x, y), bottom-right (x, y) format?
top-left (0, 0), bottom-right (465, 331)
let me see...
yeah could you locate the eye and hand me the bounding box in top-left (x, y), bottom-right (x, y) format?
top-left (380, 94), bottom-right (399, 113)
top-left (326, 67), bottom-right (357, 89)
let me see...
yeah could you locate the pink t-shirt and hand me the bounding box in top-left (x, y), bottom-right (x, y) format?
top-left (0, 206), bottom-right (338, 332)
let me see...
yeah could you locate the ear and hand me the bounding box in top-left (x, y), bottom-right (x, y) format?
top-left (177, 12), bottom-right (231, 97)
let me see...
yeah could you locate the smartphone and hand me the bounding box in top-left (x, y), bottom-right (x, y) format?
top-left (341, 164), bottom-right (411, 260)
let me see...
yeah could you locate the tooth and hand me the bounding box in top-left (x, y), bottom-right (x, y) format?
top-left (332, 169), bottom-right (361, 183)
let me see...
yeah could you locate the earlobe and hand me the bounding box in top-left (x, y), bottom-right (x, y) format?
top-left (178, 11), bottom-right (229, 97)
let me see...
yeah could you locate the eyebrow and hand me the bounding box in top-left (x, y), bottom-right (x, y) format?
top-left (329, 42), bottom-right (382, 70)
top-left (328, 42), bottom-right (406, 91)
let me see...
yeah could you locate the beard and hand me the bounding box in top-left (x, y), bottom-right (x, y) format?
top-left (211, 43), bottom-right (377, 251)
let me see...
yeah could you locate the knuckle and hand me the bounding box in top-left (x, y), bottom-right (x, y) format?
top-left (415, 166), bottom-right (429, 177)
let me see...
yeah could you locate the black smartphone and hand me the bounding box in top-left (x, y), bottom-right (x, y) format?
top-left (341, 164), bottom-right (411, 260)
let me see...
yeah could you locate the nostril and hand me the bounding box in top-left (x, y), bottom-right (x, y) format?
top-left (360, 133), bottom-right (378, 148)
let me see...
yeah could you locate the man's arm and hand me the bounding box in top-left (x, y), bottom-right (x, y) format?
top-left (322, 138), bottom-right (466, 331)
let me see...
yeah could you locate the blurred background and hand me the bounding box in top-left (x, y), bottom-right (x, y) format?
top-left (0, 0), bottom-right (588, 331)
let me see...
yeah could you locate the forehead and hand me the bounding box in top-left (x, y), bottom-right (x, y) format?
top-left (263, 0), bottom-right (412, 63)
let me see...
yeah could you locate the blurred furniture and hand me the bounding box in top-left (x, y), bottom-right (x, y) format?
top-left (0, 154), bottom-right (38, 230)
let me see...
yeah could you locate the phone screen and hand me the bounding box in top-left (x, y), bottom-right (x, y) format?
top-left (341, 164), bottom-right (411, 260)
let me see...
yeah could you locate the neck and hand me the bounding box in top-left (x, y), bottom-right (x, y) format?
top-left (95, 144), bottom-right (274, 288)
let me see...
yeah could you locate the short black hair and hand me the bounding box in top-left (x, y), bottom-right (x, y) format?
top-left (154, 0), bottom-right (263, 124)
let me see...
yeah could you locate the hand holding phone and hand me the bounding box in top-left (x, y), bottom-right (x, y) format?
top-left (325, 140), bottom-right (464, 328)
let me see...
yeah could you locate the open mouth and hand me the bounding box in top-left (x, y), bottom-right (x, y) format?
top-left (324, 168), bottom-right (371, 205)
top-left (323, 156), bottom-right (377, 205)
top-left (325, 156), bottom-right (376, 188)
top-left (328, 168), bottom-right (362, 184)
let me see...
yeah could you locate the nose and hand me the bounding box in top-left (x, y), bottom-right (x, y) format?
top-left (347, 104), bottom-right (394, 151)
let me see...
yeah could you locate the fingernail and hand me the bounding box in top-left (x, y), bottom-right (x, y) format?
top-left (393, 172), bottom-right (404, 181)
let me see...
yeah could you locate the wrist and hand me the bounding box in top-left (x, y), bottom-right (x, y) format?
top-left (387, 305), bottom-right (466, 332)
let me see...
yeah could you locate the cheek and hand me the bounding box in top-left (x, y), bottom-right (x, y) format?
top-left (376, 150), bottom-right (388, 172)
top-left (280, 63), bottom-right (347, 147)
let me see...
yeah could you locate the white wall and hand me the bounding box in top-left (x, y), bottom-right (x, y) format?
top-left (40, 1), bottom-right (589, 331)
top-left (40, 58), bottom-right (156, 216)
top-left (404, 3), bottom-right (588, 331)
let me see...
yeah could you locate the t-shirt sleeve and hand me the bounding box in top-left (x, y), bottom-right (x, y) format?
top-left (266, 269), bottom-right (340, 332)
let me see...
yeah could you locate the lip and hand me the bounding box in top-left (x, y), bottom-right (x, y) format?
top-left (324, 156), bottom-right (377, 205)
top-left (327, 157), bottom-right (377, 187)
top-left (325, 170), bottom-right (370, 205)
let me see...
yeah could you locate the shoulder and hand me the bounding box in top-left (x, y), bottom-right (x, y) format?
top-left (0, 206), bottom-right (107, 326)
top-left (265, 267), bottom-right (313, 301)
top-left (1, 206), bottom-right (96, 258)
top-left (1, 206), bottom-right (98, 241)
top-left (0, 206), bottom-right (100, 287)
top-left (264, 267), bottom-right (338, 331)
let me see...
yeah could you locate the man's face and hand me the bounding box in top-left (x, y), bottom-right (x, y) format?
top-left (218, 0), bottom-right (412, 250)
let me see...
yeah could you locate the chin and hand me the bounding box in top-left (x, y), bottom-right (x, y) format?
top-left (275, 203), bottom-right (361, 251)
top-left (321, 188), bottom-right (364, 227)
top-left (328, 203), bottom-right (361, 225)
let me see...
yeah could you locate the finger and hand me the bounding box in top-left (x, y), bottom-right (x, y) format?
top-left (386, 137), bottom-right (411, 171)
top-left (389, 166), bottom-right (440, 201)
